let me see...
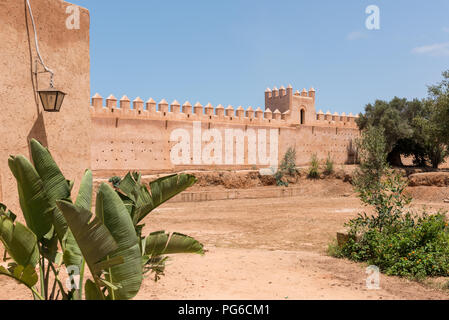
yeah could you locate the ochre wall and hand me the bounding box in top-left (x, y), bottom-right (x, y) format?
top-left (0, 0), bottom-right (91, 212)
top-left (89, 96), bottom-right (359, 177)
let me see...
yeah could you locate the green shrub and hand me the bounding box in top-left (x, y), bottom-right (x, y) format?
top-left (274, 170), bottom-right (288, 187)
top-left (333, 126), bottom-right (449, 279)
top-left (280, 147), bottom-right (297, 176)
top-left (337, 211), bottom-right (449, 279)
top-left (324, 153), bottom-right (334, 175)
top-left (353, 126), bottom-right (389, 191)
top-left (275, 147), bottom-right (297, 186)
top-left (307, 154), bottom-right (319, 179)
top-left (108, 176), bottom-right (122, 188)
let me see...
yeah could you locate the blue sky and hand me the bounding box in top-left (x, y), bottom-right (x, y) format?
top-left (69, 0), bottom-right (449, 115)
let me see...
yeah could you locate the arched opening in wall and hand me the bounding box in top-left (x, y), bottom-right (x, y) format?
top-left (300, 109), bottom-right (305, 124)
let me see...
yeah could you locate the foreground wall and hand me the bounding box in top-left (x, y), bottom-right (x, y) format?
top-left (0, 0), bottom-right (91, 211)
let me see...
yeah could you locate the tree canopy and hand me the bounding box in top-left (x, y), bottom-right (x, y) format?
top-left (356, 70), bottom-right (449, 168)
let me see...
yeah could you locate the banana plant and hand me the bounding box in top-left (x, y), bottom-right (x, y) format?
top-left (0, 139), bottom-right (203, 299)
top-left (110, 172), bottom-right (204, 280)
top-left (1, 139), bottom-right (125, 300)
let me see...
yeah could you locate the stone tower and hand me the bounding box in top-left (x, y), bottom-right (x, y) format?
top-left (264, 85), bottom-right (316, 125)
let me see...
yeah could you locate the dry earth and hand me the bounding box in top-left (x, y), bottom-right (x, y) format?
top-left (134, 180), bottom-right (449, 300)
top-left (2, 178), bottom-right (449, 300)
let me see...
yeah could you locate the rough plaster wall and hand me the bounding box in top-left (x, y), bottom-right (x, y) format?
top-left (90, 117), bottom-right (280, 176)
top-left (0, 0), bottom-right (91, 213)
top-left (280, 126), bottom-right (358, 166)
top-left (91, 117), bottom-right (171, 175)
top-left (90, 115), bottom-right (359, 175)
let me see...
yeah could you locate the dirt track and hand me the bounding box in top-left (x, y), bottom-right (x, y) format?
top-left (1, 179), bottom-right (449, 300)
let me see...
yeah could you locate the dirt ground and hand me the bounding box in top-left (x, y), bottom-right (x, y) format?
top-left (2, 178), bottom-right (449, 300)
top-left (134, 179), bottom-right (449, 300)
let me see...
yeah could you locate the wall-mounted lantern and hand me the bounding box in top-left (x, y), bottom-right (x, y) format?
top-left (38, 86), bottom-right (66, 112)
top-left (27, 0), bottom-right (66, 112)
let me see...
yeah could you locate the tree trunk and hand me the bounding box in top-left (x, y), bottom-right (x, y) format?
top-left (431, 154), bottom-right (440, 169)
top-left (387, 149), bottom-right (403, 167)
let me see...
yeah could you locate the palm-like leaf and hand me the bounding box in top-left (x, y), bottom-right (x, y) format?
top-left (96, 183), bottom-right (142, 300)
top-left (75, 169), bottom-right (93, 211)
top-left (30, 139), bottom-right (72, 205)
top-left (65, 170), bottom-right (93, 299)
top-left (118, 172), bottom-right (196, 224)
top-left (8, 155), bottom-right (53, 239)
top-left (56, 200), bottom-right (119, 276)
top-left (61, 170), bottom-right (93, 269)
top-left (84, 279), bottom-right (103, 300)
top-left (145, 231), bottom-right (204, 256)
top-left (0, 214), bottom-right (39, 267)
top-left (0, 264), bottom-right (38, 289)
top-left (28, 139), bottom-right (74, 245)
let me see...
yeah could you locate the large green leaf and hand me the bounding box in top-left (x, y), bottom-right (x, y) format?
top-left (56, 200), bottom-right (118, 276)
top-left (64, 170), bottom-right (93, 299)
top-left (0, 264), bottom-right (38, 289)
top-left (84, 279), bottom-right (103, 300)
top-left (62, 170), bottom-right (93, 268)
top-left (30, 139), bottom-right (71, 205)
top-left (96, 183), bottom-right (142, 300)
top-left (8, 155), bottom-right (53, 239)
top-left (0, 215), bottom-right (39, 267)
top-left (141, 174), bottom-right (196, 222)
top-left (29, 139), bottom-right (71, 242)
top-left (145, 231), bottom-right (204, 256)
top-left (75, 169), bottom-right (93, 211)
top-left (118, 172), bottom-right (196, 224)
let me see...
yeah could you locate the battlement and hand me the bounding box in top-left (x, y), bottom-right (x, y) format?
top-left (315, 110), bottom-right (359, 127)
top-left (265, 85), bottom-right (315, 101)
top-left (91, 93), bottom-right (293, 127)
top-left (90, 91), bottom-right (358, 128)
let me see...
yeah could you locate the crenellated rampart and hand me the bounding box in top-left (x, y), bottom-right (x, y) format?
top-left (89, 86), bottom-right (360, 175)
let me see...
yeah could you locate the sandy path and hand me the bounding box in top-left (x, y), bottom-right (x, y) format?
top-left (136, 247), bottom-right (448, 300)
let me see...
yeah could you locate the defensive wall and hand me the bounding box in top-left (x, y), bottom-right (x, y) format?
top-left (89, 88), bottom-right (360, 176)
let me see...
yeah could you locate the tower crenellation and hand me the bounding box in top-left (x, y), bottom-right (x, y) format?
top-left (263, 85), bottom-right (356, 127)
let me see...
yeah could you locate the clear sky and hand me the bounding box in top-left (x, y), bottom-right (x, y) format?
top-left (69, 0), bottom-right (449, 115)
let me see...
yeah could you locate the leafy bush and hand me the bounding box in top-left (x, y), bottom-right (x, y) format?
top-left (324, 153), bottom-right (334, 175)
top-left (274, 170), bottom-right (288, 187)
top-left (275, 147), bottom-right (297, 186)
top-left (353, 125), bottom-right (389, 191)
top-left (280, 148), bottom-right (297, 176)
top-left (307, 154), bottom-right (319, 179)
top-left (332, 128), bottom-right (449, 279)
top-left (336, 211), bottom-right (449, 279)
